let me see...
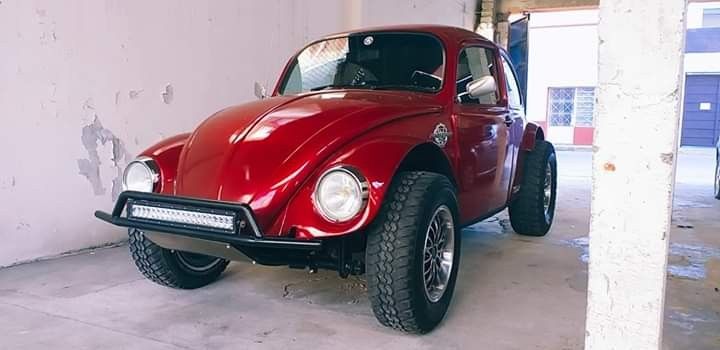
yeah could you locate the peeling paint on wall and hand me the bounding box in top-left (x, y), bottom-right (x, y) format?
top-left (83, 98), bottom-right (95, 110)
top-left (36, 7), bottom-right (58, 46)
top-left (162, 84), bottom-right (174, 104)
top-left (77, 116), bottom-right (128, 200)
top-left (0, 176), bottom-right (16, 190)
top-left (129, 89), bottom-right (143, 99)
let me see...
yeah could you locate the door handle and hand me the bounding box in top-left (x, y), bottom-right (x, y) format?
top-left (504, 115), bottom-right (514, 127)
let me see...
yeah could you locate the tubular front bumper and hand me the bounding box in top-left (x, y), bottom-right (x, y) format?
top-left (94, 191), bottom-right (322, 252)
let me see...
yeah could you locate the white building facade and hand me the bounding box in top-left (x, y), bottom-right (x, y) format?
top-left (522, 2), bottom-right (720, 146)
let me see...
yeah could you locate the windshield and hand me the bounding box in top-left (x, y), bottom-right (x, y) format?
top-left (279, 32), bottom-right (445, 95)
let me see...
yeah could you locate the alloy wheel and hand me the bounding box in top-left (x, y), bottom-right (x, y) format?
top-left (422, 205), bottom-right (455, 303)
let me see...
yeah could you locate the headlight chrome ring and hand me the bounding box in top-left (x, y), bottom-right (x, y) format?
top-left (313, 166), bottom-right (369, 222)
top-left (122, 156), bottom-right (160, 193)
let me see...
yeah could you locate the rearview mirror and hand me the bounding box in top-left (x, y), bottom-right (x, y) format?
top-left (466, 76), bottom-right (496, 99)
top-left (254, 82), bottom-right (267, 100)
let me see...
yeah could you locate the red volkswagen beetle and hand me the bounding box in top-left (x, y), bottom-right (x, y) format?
top-left (96, 25), bottom-right (557, 333)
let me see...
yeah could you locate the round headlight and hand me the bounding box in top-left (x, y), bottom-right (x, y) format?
top-left (123, 157), bottom-right (159, 193)
top-left (314, 167), bottom-right (368, 222)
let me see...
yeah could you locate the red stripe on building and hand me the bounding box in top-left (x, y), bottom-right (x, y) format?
top-left (573, 127), bottom-right (594, 145)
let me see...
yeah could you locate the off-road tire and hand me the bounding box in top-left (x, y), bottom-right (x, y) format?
top-left (128, 229), bottom-right (229, 289)
top-left (509, 140), bottom-right (557, 236)
top-left (366, 171), bottom-right (461, 334)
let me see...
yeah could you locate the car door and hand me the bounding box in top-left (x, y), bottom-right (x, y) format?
top-left (453, 45), bottom-right (513, 224)
top-left (499, 52), bottom-right (526, 200)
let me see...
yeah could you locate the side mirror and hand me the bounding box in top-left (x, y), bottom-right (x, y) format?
top-left (254, 82), bottom-right (267, 100)
top-left (466, 76), bottom-right (496, 99)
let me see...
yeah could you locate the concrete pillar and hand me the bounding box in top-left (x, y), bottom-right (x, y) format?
top-left (585, 0), bottom-right (687, 349)
top-left (476, 0), bottom-right (496, 41)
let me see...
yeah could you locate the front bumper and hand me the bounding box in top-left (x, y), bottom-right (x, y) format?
top-left (94, 191), bottom-right (322, 257)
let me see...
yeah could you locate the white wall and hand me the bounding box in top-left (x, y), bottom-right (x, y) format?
top-left (360, 0), bottom-right (474, 29)
top-left (0, 0), bottom-right (474, 267)
top-left (525, 9), bottom-right (599, 144)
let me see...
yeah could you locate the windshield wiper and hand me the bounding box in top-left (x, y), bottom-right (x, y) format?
top-left (310, 84), bottom-right (372, 91)
top-left (371, 84), bottom-right (437, 93)
top-left (310, 83), bottom-right (436, 93)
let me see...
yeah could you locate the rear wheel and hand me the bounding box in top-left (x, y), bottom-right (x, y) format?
top-left (128, 229), bottom-right (229, 289)
top-left (509, 140), bottom-right (557, 236)
top-left (366, 171), bottom-right (460, 334)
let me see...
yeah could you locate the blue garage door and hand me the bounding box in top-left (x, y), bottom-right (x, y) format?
top-left (681, 75), bottom-right (720, 147)
top-left (509, 16), bottom-right (529, 104)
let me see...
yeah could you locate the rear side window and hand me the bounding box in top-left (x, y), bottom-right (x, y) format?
top-left (456, 47), bottom-right (498, 105)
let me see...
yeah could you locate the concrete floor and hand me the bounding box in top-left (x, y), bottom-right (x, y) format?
top-left (1, 150), bottom-right (718, 350)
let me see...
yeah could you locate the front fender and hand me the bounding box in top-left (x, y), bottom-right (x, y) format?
top-left (279, 137), bottom-right (421, 239)
top-left (138, 133), bottom-right (190, 194)
top-left (276, 117), bottom-right (446, 239)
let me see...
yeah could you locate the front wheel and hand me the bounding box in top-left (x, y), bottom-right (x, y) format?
top-left (128, 229), bottom-right (229, 289)
top-left (509, 140), bottom-right (557, 236)
top-left (365, 171), bottom-right (461, 334)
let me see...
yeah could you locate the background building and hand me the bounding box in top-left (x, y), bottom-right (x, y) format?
top-left (682, 1), bottom-right (720, 146)
top-left (519, 2), bottom-right (720, 146)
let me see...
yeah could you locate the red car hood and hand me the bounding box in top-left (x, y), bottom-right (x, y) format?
top-left (175, 90), bottom-right (442, 231)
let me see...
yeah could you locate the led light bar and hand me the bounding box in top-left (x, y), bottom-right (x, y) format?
top-left (129, 204), bottom-right (235, 231)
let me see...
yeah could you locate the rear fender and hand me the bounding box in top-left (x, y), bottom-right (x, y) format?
top-left (511, 122), bottom-right (544, 197)
top-left (520, 122), bottom-right (542, 152)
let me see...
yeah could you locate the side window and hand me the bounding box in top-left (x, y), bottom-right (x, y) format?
top-left (282, 62), bottom-right (303, 94)
top-left (501, 56), bottom-right (522, 109)
top-left (456, 47), bottom-right (498, 105)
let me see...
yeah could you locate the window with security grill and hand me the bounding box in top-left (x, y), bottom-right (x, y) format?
top-left (548, 87), bottom-right (596, 127)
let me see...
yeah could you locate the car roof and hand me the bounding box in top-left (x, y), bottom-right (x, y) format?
top-left (322, 24), bottom-right (493, 46)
